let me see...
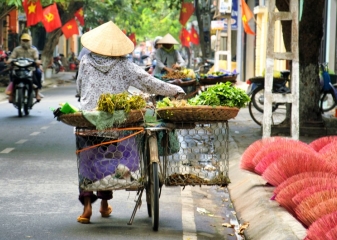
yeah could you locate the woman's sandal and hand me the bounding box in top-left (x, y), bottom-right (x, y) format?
top-left (77, 215), bottom-right (90, 224)
top-left (99, 205), bottom-right (113, 218)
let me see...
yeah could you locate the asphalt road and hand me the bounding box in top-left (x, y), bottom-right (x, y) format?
top-left (0, 81), bottom-right (240, 240)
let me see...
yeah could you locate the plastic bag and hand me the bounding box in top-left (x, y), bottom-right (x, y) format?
top-left (5, 82), bottom-right (13, 95)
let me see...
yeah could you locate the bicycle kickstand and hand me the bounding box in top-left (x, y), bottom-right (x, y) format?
top-left (127, 188), bottom-right (144, 225)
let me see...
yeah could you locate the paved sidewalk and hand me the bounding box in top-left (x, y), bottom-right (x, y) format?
top-left (0, 76), bottom-right (313, 239)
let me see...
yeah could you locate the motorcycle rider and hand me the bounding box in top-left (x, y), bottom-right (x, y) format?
top-left (6, 33), bottom-right (41, 102)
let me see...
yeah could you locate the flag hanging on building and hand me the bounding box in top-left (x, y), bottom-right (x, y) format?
top-left (42, 3), bottom-right (62, 32)
top-left (128, 33), bottom-right (137, 46)
top-left (61, 19), bottom-right (79, 39)
top-left (74, 8), bottom-right (85, 26)
top-left (23, 0), bottom-right (43, 27)
top-left (189, 25), bottom-right (199, 45)
top-left (179, 0), bottom-right (194, 26)
top-left (179, 28), bottom-right (190, 48)
top-left (241, 0), bottom-right (255, 35)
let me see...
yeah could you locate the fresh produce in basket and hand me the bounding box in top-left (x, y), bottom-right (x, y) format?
top-left (181, 68), bottom-right (196, 79)
top-left (97, 92), bottom-right (146, 114)
top-left (188, 82), bottom-right (250, 108)
top-left (161, 68), bottom-right (196, 80)
top-left (199, 69), bottom-right (237, 79)
top-left (156, 97), bottom-right (189, 108)
top-left (156, 82), bottom-right (250, 109)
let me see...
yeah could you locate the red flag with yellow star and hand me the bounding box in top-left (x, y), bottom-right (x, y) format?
top-left (189, 25), bottom-right (199, 45)
top-left (241, 0), bottom-right (255, 35)
top-left (41, 3), bottom-right (62, 33)
top-left (128, 33), bottom-right (137, 46)
top-left (74, 8), bottom-right (85, 26)
top-left (23, 0), bottom-right (43, 27)
top-left (179, 0), bottom-right (194, 26)
top-left (61, 19), bottom-right (79, 39)
top-left (179, 28), bottom-right (190, 48)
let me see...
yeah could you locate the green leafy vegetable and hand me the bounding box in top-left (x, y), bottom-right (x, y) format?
top-left (188, 82), bottom-right (250, 108)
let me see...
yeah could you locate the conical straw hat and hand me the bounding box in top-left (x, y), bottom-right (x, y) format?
top-left (81, 21), bottom-right (134, 56)
top-left (157, 33), bottom-right (179, 45)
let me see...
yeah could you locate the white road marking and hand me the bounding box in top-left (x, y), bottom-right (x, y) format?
top-left (41, 126), bottom-right (49, 130)
top-left (16, 139), bottom-right (27, 144)
top-left (30, 132), bottom-right (40, 136)
top-left (1, 148), bottom-right (14, 153)
top-left (181, 187), bottom-right (197, 240)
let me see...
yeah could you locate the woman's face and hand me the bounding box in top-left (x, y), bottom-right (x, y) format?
top-left (21, 40), bottom-right (31, 50)
top-left (162, 44), bottom-right (173, 49)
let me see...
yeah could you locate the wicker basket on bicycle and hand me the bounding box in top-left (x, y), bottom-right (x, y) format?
top-left (156, 106), bottom-right (239, 123)
top-left (59, 109), bottom-right (146, 128)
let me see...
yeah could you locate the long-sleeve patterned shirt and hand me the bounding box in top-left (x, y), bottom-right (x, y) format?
top-left (77, 53), bottom-right (185, 111)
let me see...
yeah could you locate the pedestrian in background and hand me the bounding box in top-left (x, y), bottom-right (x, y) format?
top-left (153, 33), bottom-right (186, 75)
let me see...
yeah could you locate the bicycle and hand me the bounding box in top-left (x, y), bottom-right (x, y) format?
top-left (319, 62), bottom-right (337, 113)
top-left (246, 72), bottom-right (290, 126)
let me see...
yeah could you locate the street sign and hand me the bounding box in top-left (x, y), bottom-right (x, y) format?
top-left (219, 0), bottom-right (232, 14)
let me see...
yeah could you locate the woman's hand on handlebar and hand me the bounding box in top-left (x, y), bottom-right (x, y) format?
top-left (173, 92), bottom-right (186, 100)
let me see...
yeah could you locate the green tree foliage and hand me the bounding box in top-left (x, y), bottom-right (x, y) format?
top-left (4, 0), bottom-right (183, 48)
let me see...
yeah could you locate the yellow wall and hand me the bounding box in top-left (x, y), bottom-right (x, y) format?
top-left (254, 6), bottom-right (287, 77)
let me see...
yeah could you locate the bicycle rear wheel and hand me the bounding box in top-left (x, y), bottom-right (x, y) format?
top-left (145, 135), bottom-right (159, 231)
top-left (320, 84), bottom-right (337, 112)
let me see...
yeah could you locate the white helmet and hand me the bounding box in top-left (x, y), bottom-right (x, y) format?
top-left (153, 36), bottom-right (162, 49)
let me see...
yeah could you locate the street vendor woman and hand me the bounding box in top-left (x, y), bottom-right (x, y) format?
top-left (153, 33), bottom-right (186, 75)
top-left (76, 21), bottom-right (185, 224)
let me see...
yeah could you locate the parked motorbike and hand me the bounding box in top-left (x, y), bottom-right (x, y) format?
top-left (53, 55), bottom-right (63, 74)
top-left (10, 57), bottom-right (39, 117)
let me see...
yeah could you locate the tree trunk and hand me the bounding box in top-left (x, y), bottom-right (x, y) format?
top-left (299, 0), bottom-right (325, 124)
top-left (195, 0), bottom-right (207, 60)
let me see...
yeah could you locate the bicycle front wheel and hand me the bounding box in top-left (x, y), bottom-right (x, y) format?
top-left (150, 162), bottom-right (159, 231)
top-left (145, 135), bottom-right (159, 231)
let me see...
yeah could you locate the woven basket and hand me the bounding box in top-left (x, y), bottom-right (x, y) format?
top-left (199, 75), bottom-right (237, 85)
top-left (156, 106), bottom-right (239, 122)
top-left (168, 78), bottom-right (196, 87)
top-left (59, 109), bottom-right (146, 128)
